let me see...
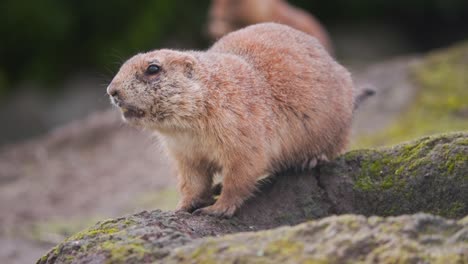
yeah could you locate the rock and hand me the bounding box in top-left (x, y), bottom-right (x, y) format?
top-left (167, 214), bottom-right (468, 264)
top-left (37, 132), bottom-right (468, 263)
top-left (37, 212), bottom-right (468, 264)
top-left (321, 132), bottom-right (468, 218)
top-left (219, 132), bottom-right (467, 228)
top-left (37, 210), bottom-right (251, 264)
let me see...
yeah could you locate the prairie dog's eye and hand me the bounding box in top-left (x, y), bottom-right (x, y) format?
top-left (146, 64), bottom-right (161, 75)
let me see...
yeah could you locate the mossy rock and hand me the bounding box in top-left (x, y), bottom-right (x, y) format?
top-left (167, 214), bottom-right (468, 264)
top-left (354, 41), bottom-right (468, 148)
top-left (322, 132), bottom-right (468, 218)
top-left (37, 210), bottom-right (249, 264)
top-left (38, 213), bottom-right (468, 264)
top-left (37, 133), bottom-right (468, 263)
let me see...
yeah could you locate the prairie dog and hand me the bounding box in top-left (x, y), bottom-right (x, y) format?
top-left (107, 23), bottom-right (354, 217)
top-left (208, 0), bottom-right (333, 54)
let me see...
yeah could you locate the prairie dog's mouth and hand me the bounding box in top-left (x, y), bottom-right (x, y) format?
top-left (112, 100), bottom-right (145, 119)
top-left (121, 106), bottom-right (145, 119)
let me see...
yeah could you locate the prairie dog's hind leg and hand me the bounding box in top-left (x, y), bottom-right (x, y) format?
top-left (300, 154), bottom-right (330, 171)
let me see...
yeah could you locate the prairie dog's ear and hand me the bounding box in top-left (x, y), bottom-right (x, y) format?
top-left (183, 54), bottom-right (196, 78)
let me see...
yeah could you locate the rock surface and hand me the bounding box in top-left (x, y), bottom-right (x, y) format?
top-left (167, 214), bottom-right (468, 264)
top-left (38, 212), bottom-right (468, 264)
top-left (37, 133), bottom-right (468, 263)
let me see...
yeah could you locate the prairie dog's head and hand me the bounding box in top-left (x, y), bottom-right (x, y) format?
top-left (107, 49), bottom-right (204, 130)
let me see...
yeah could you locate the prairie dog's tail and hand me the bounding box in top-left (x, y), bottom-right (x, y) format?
top-left (354, 87), bottom-right (376, 110)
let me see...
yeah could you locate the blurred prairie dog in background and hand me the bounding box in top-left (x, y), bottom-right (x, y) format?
top-left (208, 0), bottom-right (333, 54)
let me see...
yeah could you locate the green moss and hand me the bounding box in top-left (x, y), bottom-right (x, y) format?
top-left (446, 162), bottom-right (455, 173)
top-left (29, 215), bottom-right (136, 246)
top-left (444, 153), bottom-right (468, 174)
top-left (352, 133), bottom-right (464, 193)
top-left (68, 227), bottom-right (118, 241)
top-left (186, 244), bottom-right (218, 264)
top-left (302, 260), bottom-right (329, 264)
top-left (382, 206), bottom-right (399, 216)
top-left (433, 254), bottom-right (468, 264)
top-left (123, 219), bottom-right (136, 226)
top-left (53, 245), bottom-right (61, 255)
top-left (343, 150), bottom-right (366, 162)
top-left (347, 133), bottom-right (467, 218)
top-left (265, 239), bottom-right (304, 256)
top-left (380, 175), bottom-right (395, 189)
top-left (171, 239), bottom-right (230, 264)
top-left (353, 152), bottom-right (402, 192)
top-left (354, 175), bottom-right (373, 191)
top-left (457, 138), bottom-right (468, 146)
top-left (99, 240), bottom-right (147, 264)
top-left (174, 231), bottom-right (326, 264)
top-left (437, 202), bottom-right (466, 219)
top-left (38, 253), bottom-right (49, 263)
top-left (64, 255), bottom-right (75, 263)
top-left (66, 219), bottom-right (122, 241)
top-left (354, 42), bottom-right (468, 148)
top-left (458, 216), bottom-right (468, 226)
top-left (35, 215), bottom-right (162, 263)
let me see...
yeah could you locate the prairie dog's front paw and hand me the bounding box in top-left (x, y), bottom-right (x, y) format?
top-left (175, 197), bottom-right (215, 213)
top-left (193, 203), bottom-right (238, 218)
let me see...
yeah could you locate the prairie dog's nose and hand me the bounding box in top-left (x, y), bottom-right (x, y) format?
top-left (107, 84), bottom-right (119, 97)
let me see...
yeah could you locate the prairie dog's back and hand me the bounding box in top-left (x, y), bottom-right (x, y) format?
top-left (209, 23), bottom-right (354, 169)
top-left (209, 23), bottom-right (350, 109)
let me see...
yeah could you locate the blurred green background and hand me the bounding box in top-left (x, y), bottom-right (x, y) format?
top-left (1, 0), bottom-right (467, 94)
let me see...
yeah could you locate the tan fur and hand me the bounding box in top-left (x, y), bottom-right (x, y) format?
top-left (208, 0), bottom-right (333, 54)
top-left (107, 23), bottom-right (354, 217)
